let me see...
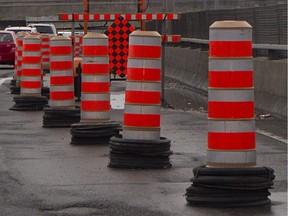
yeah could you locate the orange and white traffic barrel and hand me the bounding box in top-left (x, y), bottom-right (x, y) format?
top-left (207, 21), bottom-right (255, 168)
top-left (70, 32), bottom-right (119, 144)
top-left (49, 35), bottom-right (74, 107)
top-left (109, 31), bottom-right (172, 169)
top-left (10, 34), bottom-right (48, 111)
top-left (41, 34), bottom-right (50, 73)
top-left (74, 34), bottom-right (83, 57)
top-left (21, 34), bottom-right (42, 95)
top-left (43, 35), bottom-right (80, 127)
top-left (185, 21), bottom-right (274, 208)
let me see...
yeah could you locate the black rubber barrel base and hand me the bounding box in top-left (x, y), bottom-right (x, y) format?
top-left (108, 135), bottom-right (172, 169)
top-left (70, 121), bottom-right (121, 145)
top-left (10, 86), bottom-right (20, 94)
top-left (10, 87), bottom-right (50, 96)
top-left (10, 79), bottom-right (16, 86)
top-left (9, 95), bottom-right (48, 111)
top-left (42, 107), bottom-right (80, 128)
top-left (185, 166), bottom-right (275, 207)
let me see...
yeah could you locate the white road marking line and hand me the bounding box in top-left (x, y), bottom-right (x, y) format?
top-left (256, 129), bottom-right (287, 144)
top-left (0, 77), bottom-right (12, 86)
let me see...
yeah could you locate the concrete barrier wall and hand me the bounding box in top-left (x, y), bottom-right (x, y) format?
top-left (165, 47), bottom-right (287, 118)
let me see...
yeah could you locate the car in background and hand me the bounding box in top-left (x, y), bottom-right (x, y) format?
top-left (0, 31), bottom-right (16, 66)
top-left (5, 26), bottom-right (37, 34)
top-left (27, 23), bottom-right (57, 37)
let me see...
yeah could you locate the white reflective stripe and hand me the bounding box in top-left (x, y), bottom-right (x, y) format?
top-left (173, 14), bottom-right (178, 19)
top-left (81, 111), bottom-right (110, 120)
top-left (142, 14), bottom-right (146, 20)
top-left (82, 75), bottom-right (110, 83)
top-left (21, 89), bottom-right (41, 94)
top-left (210, 29), bottom-right (252, 41)
top-left (50, 40), bottom-right (71, 47)
top-left (50, 85), bottom-right (74, 92)
top-left (110, 14), bottom-right (115, 20)
top-left (50, 100), bottom-right (74, 107)
top-left (23, 40), bottom-right (41, 45)
top-left (209, 59), bottom-right (253, 71)
top-left (208, 120), bottom-right (255, 132)
top-left (208, 89), bottom-right (254, 102)
top-left (126, 81), bottom-right (161, 92)
top-left (83, 38), bottom-right (108, 46)
top-left (207, 150), bottom-right (256, 164)
top-left (79, 15), bottom-right (83, 20)
top-left (124, 104), bottom-right (160, 114)
top-left (89, 14), bottom-right (94, 20)
top-left (82, 56), bottom-right (109, 64)
top-left (21, 76), bottom-right (41, 81)
top-left (50, 70), bottom-right (73, 76)
top-left (50, 55), bottom-right (72, 62)
top-left (152, 14), bottom-right (157, 19)
top-left (129, 36), bottom-right (161, 46)
top-left (128, 59), bottom-right (161, 69)
top-left (100, 14), bottom-right (104, 20)
top-left (131, 14), bottom-right (136, 20)
top-left (122, 129), bottom-right (160, 140)
top-left (82, 93), bottom-right (110, 101)
top-left (22, 64), bottom-right (41, 69)
top-left (22, 51), bottom-right (41, 57)
top-left (68, 14), bottom-right (73, 20)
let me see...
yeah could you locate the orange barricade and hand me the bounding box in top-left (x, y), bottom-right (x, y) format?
top-left (41, 34), bottom-right (50, 72)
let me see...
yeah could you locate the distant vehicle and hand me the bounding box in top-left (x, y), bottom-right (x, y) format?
top-left (0, 31), bottom-right (16, 66)
top-left (5, 26), bottom-right (37, 34)
top-left (27, 23), bottom-right (57, 37)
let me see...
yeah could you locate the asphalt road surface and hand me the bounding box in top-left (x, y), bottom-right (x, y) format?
top-left (0, 65), bottom-right (287, 216)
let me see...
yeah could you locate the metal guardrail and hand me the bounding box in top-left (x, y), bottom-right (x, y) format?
top-left (181, 38), bottom-right (287, 59)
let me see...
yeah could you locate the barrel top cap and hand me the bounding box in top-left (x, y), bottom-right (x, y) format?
top-left (17, 31), bottom-right (30, 37)
top-left (210, 21), bottom-right (252, 29)
top-left (24, 34), bottom-right (41, 40)
top-left (51, 35), bottom-right (71, 41)
top-left (130, 30), bottom-right (161, 38)
top-left (84, 32), bottom-right (108, 39)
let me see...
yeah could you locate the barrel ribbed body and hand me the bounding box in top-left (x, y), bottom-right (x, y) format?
top-left (16, 31), bottom-right (29, 88)
top-left (41, 34), bottom-right (50, 71)
top-left (122, 31), bottom-right (162, 140)
top-left (207, 21), bottom-right (255, 167)
top-left (49, 36), bottom-right (74, 108)
top-left (81, 32), bottom-right (110, 122)
top-left (21, 34), bottom-right (42, 95)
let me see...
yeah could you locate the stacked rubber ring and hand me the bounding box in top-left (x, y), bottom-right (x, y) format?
top-left (43, 35), bottom-right (80, 127)
top-left (185, 21), bottom-right (274, 207)
top-left (108, 31), bottom-right (172, 169)
top-left (10, 34), bottom-right (48, 111)
top-left (70, 33), bottom-right (120, 145)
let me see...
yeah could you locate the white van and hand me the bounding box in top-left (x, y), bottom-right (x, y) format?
top-left (5, 26), bottom-right (37, 34)
top-left (27, 23), bottom-right (57, 37)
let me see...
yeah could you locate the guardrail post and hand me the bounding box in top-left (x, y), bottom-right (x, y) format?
top-left (185, 21), bottom-right (275, 207)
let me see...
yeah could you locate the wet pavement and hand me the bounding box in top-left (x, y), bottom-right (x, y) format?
top-left (0, 66), bottom-right (287, 216)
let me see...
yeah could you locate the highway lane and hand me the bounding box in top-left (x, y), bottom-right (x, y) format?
top-left (0, 66), bottom-right (287, 216)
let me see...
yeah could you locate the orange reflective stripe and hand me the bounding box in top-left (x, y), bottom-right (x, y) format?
top-left (50, 76), bottom-right (74, 85)
top-left (127, 68), bottom-right (161, 81)
top-left (208, 132), bottom-right (255, 150)
top-left (50, 46), bottom-right (72, 55)
top-left (50, 92), bottom-right (74, 100)
top-left (21, 81), bottom-right (41, 88)
top-left (208, 101), bottom-right (254, 119)
top-left (81, 101), bottom-right (110, 111)
top-left (23, 44), bottom-right (41, 51)
top-left (82, 82), bottom-right (110, 93)
top-left (22, 56), bottom-right (41, 64)
top-left (59, 14), bottom-right (69, 21)
top-left (50, 62), bottom-right (72, 70)
top-left (210, 41), bottom-right (252, 57)
top-left (129, 45), bottom-right (161, 58)
top-left (82, 46), bottom-right (109, 56)
top-left (82, 64), bottom-right (109, 74)
top-left (21, 69), bottom-right (41, 76)
top-left (124, 113), bottom-right (160, 127)
top-left (209, 71), bottom-right (253, 88)
top-left (125, 90), bottom-right (160, 104)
